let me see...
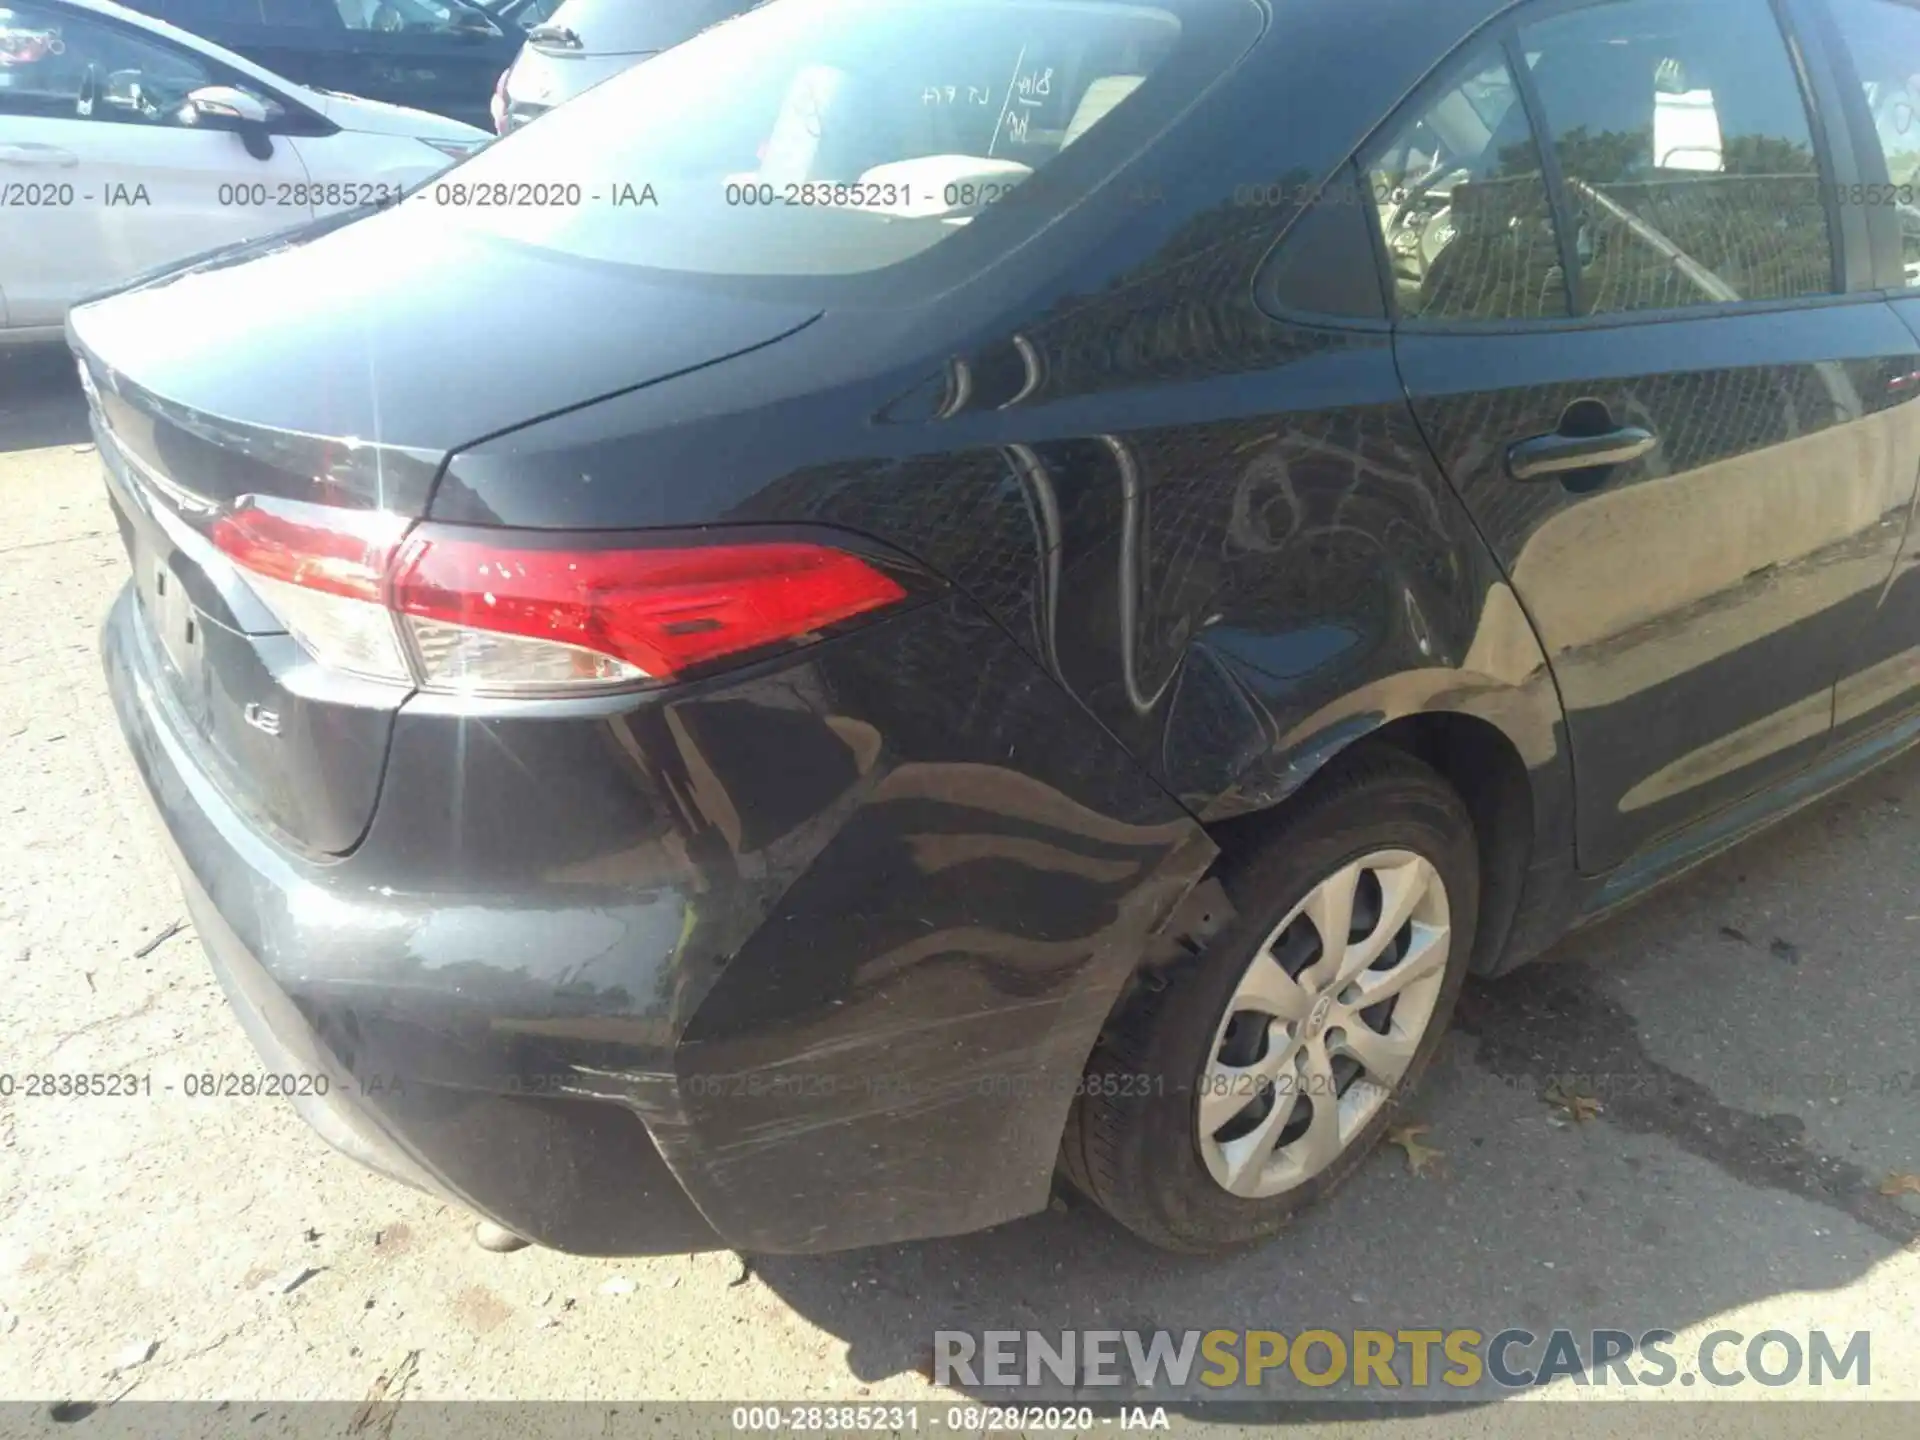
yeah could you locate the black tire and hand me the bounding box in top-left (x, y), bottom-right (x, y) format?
top-left (1061, 746), bottom-right (1479, 1253)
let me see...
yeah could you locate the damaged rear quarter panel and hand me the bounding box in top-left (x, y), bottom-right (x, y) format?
top-left (643, 601), bottom-right (1219, 1251)
top-left (346, 594), bottom-right (1215, 1252)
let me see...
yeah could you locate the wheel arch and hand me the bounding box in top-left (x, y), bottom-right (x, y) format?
top-left (1193, 669), bottom-right (1578, 978)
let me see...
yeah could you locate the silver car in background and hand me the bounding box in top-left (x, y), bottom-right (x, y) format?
top-left (491, 0), bottom-right (750, 133)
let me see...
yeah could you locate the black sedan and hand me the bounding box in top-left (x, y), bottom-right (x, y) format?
top-left (74, 0), bottom-right (1920, 1255)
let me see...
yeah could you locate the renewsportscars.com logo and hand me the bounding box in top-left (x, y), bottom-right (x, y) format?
top-left (934, 1327), bottom-right (1872, 1392)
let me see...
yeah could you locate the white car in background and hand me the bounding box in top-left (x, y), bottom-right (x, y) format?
top-left (492, 0), bottom-right (750, 134)
top-left (0, 0), bottom-right (487, 342)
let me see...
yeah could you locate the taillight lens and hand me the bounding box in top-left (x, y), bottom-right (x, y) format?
top-left (390, 534), bottom-right (908, 692)
top-left (211, 501), bottom-right (412, 683)
top-left (212, 497), bottom-right (915, 695)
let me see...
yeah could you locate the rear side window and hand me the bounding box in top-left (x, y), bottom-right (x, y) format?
top-left (1521, 0), bottom-right (1834, 313)
top-left (1360, 0), bottom-right (1835, 324)
top-left (1827, 0), bottom-right (1920, 286)
top-left (1259, 163), bottom-right (1389, 321)
top-left (1831, 0), bottom-right (1920, 181)
top-left (1364, 48), bottom-right (1570, 322)
top-left (0, 3), bottom-right (219, 121)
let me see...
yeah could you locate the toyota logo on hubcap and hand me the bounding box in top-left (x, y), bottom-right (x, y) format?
top-left (1305, 994), bottom-right (1334, 1038)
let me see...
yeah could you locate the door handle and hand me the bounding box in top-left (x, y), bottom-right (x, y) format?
top-left (1507, 425), bottom-right (1658, 481)
top-left (0, 143), bottom-right (80, 168)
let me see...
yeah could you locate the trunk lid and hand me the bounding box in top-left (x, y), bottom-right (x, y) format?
top-left (71, 204), bottom-right (820, 855)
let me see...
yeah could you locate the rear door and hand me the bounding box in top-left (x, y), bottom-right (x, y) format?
top-left (1386, 0), bottom-right (1920, 874)
top-left (1814, 0), bottom-right (1920, 745)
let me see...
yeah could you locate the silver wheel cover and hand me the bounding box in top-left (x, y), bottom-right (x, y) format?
top-left (1196, 849), bottom-right (1452, 1199)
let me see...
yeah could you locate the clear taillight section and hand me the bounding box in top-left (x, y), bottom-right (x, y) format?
top-left (211, 496), bottom-right (914, 695)
top-left (211, 500), bottom-right (413, 683)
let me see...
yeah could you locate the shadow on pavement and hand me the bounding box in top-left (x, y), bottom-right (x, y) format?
top-left (752, 747), bottom-right (1920, 1410)
top-left (0, 343), bottom-right (90, 454)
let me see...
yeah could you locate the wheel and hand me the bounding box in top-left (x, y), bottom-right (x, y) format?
top-left (1061, 747), bottom-right (1479, 1252)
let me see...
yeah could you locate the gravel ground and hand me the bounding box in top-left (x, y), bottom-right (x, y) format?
top-left (2, 345), bottom-right (1917, 1423)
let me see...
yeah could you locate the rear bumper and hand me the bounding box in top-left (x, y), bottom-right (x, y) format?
top-left (102, 582), bottom-right (1215, 1254)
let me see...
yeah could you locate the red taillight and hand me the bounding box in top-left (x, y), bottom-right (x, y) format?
top-left (211, 496), bottom-right (915, 694)
top-left (211, 501), bottom-right (407, 603)
top-left (391, 534), bottom-right (908, 686)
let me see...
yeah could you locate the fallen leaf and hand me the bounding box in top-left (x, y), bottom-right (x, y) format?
top-left (1386, 1123), bottom-right (1443, 1177)
top-left (1879, 1172), bottom-right (1920, 1197)
top-left (1545, 1078), bottom-right (1603, 1124)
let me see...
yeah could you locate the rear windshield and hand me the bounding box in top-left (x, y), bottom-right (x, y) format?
top-left (427, 0), bottom-right (1253, 280)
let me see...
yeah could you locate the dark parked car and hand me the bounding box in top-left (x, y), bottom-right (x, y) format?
top-left (74, 0), bottom-right (1920, 1255)
top-left (492, 0), bottom-right (752, 134)
top-left (127, 0), bottom-right (519, 130)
